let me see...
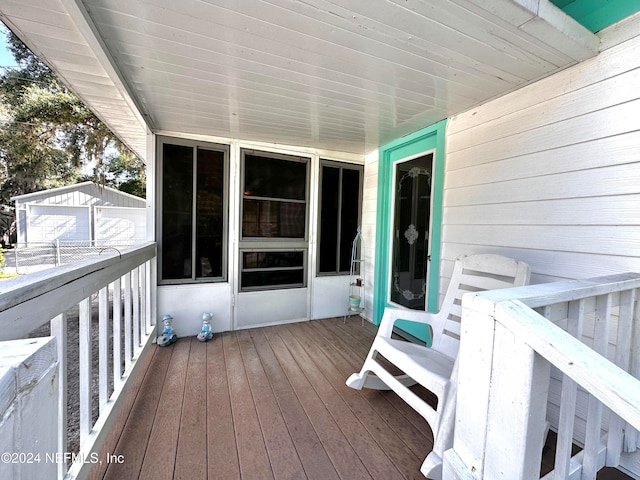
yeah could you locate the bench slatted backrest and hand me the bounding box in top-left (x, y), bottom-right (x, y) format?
top-left (430, 254), bottom-right (531, 359)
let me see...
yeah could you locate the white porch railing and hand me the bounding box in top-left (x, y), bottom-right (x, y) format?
top-left (0, 242), bottom-right (157, 480)
top-left (444, 273), bottom-right (640, 480)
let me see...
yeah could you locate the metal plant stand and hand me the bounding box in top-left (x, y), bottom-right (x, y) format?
top-left (344, 226), bottom-right (365, 324)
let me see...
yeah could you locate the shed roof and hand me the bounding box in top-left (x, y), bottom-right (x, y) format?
top-left (11, 181), bottom-right (145, 206)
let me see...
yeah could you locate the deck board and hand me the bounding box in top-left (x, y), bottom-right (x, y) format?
top-left (91, 318), bottom-right (435, 480)
top-left (175, 337), bottom-right (207, 479)
top-left (223, 331), bottom-right (274, 479)
top-left (137, 339), bottom-right (190, 479)
top-left (89, 339), bottom-right (165, 480)
top-left (275, 323), bottom-right (405, 480)
top-left (206, 333), bottom-right (240, 478)
top-left (261, 324), bottom-right (374, 479)
top-left (248, 327), bottom-right (340, 480)
top-left (285, 322), bottom-right (424, 479)
top-left (236, 329), bottom-right (306, 479)
top-left (307, 320), bottom-right (433, 459)
top-left (91, 317), bottom-right (632, 480)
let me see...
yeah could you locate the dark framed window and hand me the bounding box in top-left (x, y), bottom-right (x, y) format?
top-left (240, 250), bottom-right (306, 290)
top-left (239, 149), bottom-right (309, 291)
top-left (241, 152), bottom-right (308, 239)
top-left (317, 160), bottom-right (363, 275)
top-left (158, 137), bottom-right (228, 283)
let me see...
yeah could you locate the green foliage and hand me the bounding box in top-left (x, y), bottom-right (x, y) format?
top-left (0, 29), bottom-right (145, 208)
top-left (105, 153), bottom-right (146, 198)
top-left (79, 151), bottom-right (146, 198)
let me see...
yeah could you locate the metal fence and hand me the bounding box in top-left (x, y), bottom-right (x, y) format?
top-left (5, 240), bottom-right (147, 275)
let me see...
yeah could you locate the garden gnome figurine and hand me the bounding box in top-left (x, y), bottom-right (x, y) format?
top-left (197, 312), bottom-right (214, 342)
top-left (158, 314), bottom-right (177, 347)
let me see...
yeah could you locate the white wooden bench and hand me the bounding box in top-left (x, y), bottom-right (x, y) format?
top-left (347, 254), bottom-right (531, 479)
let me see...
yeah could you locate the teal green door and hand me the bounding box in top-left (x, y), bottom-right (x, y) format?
top-left (373, 120), bottom-right (446, 343)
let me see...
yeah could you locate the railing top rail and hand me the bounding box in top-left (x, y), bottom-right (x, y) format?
top-left (472, 272), bottom-right (640, 309)
top-left (0, 242), bottom-right (156, 341)
top-left (492, 299), bottom-right (640, 433)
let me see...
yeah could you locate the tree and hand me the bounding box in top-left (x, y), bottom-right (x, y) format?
top-left (80, 151), bottom-right (146, 198)
top-left (0, 28), bottom-right (145, 209)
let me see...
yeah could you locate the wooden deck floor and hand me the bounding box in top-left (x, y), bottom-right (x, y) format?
top-left (89, 317), bottom-right (434, 480)
top-left (88, 316), bottom-right (632, 480)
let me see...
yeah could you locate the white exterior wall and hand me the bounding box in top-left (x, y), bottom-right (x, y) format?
top-left (154, 135), bottom-right (364, 336)
top-left (360, 17), bottom-right (640, 315)
top-left (361, 149), bottom-right (379, 323)
top-left (442, 21), bottom-right (640, 286)
top-left (440, 18), bottom-right (640, 454)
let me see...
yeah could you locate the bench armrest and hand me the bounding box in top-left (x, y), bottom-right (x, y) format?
top-left (377, 307), bottom-right (439, 345)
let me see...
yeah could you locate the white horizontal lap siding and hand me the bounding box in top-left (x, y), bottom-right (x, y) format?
top-left (442, 28), bottom-right (640, 283)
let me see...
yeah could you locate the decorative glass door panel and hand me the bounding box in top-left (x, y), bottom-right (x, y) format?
top-left (390, 153), bottom-right (433, 310)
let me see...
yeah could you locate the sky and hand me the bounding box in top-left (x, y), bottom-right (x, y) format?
top-left (0, 23), bottom-right (18, 71)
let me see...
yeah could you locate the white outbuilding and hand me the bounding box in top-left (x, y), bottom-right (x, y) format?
top-left (12, 182), bottom-right (146, 246)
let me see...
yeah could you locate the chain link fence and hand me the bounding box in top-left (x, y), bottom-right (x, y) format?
top-left (5, 240), bottom-right (145, 274)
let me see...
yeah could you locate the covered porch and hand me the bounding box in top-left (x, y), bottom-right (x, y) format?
top-left (2, 1), bottom-right (640, 479)
top-left (88, 318), bottom-right (632, 480)
top-left (88, 317), bottom-right (434, 480)
top-left (2, 244), bottom-right (640, 480)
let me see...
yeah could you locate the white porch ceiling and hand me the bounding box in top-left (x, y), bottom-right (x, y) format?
top-left (0, 0), bottom-right (599, 159)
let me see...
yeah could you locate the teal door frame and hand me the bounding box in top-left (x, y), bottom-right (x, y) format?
top-left (373, 120), bottom-right (446, 342)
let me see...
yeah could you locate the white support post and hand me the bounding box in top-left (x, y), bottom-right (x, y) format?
top-left (552, 300), bottom-right (585, 479)
top-left (124, 272), bottom-right (132, 371)
top-left (149, 257), bottom-right (157, 328)
top-left (145, 260), bottom-right (152, 334)
top-left (606, 290), bottom-right (638, 467)
top-left (55, 239), bottom-right (61, 266)
top-left (482, 319), bottom-right (550, 479)
top-left (132, 267), bottom-right (140, 352)
top-left (451, 294), bottom-right (499, 479)
top-left (98, 287), bottom-right (109, 413)
top-left (140, 261), bottom-right (147, 336)
top-left (583, 295), bottom-right (614, 477)
top-left (625, 288), bottom-right (640, 453)
top-left (50, 313), bottom-right (68, 480)
top-left (450, 295), bottom-right (550, 480)
top-left (113, 278), bottom-right (123, 390)
top-left (78, 298), bottom-right (92, 444)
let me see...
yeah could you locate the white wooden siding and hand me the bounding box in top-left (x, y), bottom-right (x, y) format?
top-left (443, 24), bottom-right (640, 284)
top-left (441, 21), bottom-right (640, 454)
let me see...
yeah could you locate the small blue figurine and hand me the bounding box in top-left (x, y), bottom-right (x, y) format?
top-left (197, 312), bottom-right (214, 342)
top-left (157, 314), bottom-right (177, 347)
